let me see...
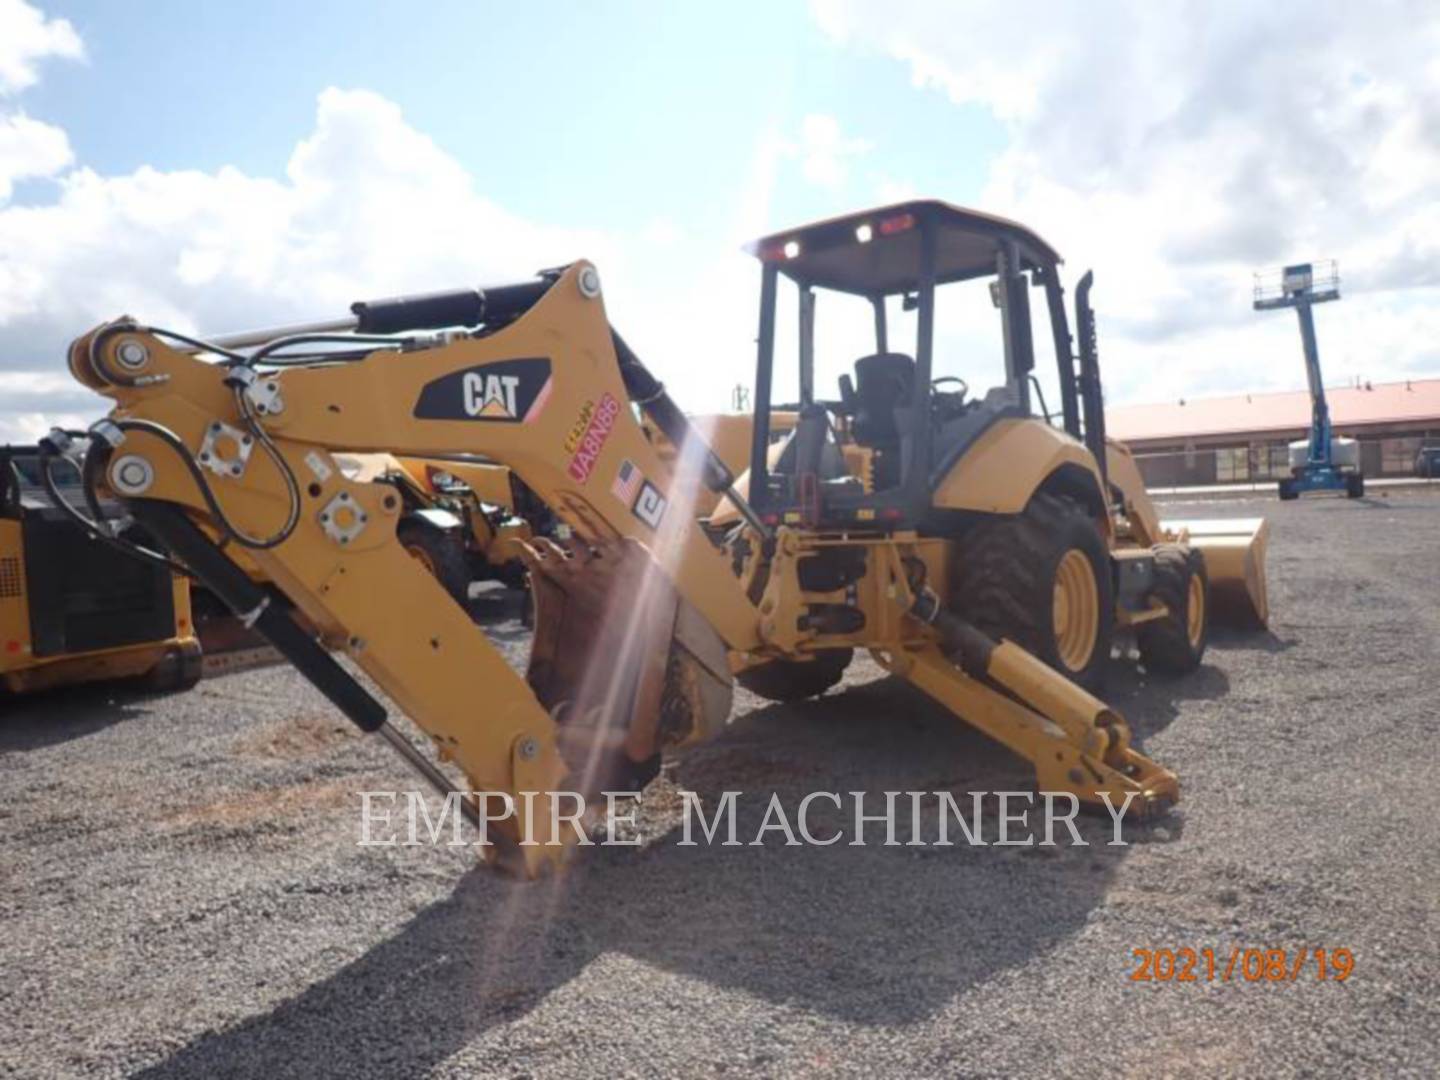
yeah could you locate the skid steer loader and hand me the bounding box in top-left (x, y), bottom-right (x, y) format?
top-left (56, 201), bottom-right (1264, 875)
top-left (1, 444), bottom-right (201, 695)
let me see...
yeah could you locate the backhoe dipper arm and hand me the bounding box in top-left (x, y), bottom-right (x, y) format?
top-left (67, 263), bottom-right (761, 873)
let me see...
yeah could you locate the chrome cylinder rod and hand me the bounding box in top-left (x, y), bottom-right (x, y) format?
top-left (182, 315), bottom-right (361, 352)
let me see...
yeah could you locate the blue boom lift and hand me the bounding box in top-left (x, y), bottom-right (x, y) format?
top-left (1253, 261), bottom-right (1364, 500)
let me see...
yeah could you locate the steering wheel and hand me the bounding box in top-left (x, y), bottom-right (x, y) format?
top-left (931, 376), bottom-right (969, 399)
top-left (930, 376), bottom-right (969, 423)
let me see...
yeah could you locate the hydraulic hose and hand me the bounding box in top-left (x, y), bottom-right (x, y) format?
top-left (35, 434), bottom-right (192, 576)
top-left (111, 415), bottom-right (300, 551)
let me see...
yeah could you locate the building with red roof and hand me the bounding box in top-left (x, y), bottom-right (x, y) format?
top-left (1106, 377), bottom-right (1440, 486)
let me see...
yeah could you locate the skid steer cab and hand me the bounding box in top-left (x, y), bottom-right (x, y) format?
top-left (59, 199), bottom-right (1267, 875)
top-left (710, 200), bottom-right (1269, 698)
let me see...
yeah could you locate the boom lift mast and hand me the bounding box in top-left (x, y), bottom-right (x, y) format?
top-left (1253, 261), bottom-right (1363, 500)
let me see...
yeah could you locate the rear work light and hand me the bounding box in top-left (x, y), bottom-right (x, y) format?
top-left (758, 239), bottom-right (802, 262)
top-left (878, 213), bottom-right (916, 236)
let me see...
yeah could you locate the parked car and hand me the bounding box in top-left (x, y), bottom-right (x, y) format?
top-left (1416, 446), bottom-right (1440, 479)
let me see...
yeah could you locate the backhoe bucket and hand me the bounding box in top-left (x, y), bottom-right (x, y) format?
top-left (519, 537), bottom-right (733, 795)
top-left (1164, 517), bottom-right (1270, 629)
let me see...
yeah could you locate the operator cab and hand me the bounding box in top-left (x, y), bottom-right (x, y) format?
top-left (742, 200), bottom-right (1102, 530)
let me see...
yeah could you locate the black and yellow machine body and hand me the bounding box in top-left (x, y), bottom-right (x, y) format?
top-left (1, 446), bottom-right (200, 695)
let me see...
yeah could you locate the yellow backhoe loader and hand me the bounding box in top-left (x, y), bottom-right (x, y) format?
top-left (332, 452), bottom-right (543, 602)
top-left (643, 411), bottom-right (796, 518)
top-left (58, 201), bottom-right (1267, 875)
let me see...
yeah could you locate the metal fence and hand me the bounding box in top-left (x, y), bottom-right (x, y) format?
top-left (1131, 432), bottom-right (1440, 493)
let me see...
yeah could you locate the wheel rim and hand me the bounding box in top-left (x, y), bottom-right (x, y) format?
top-left (1052, 549), bottom-right (1100, 672)
top-left (405, 543), bottom-right (438, 577)
top-left (1186, 571), bottom-right (1205, 648)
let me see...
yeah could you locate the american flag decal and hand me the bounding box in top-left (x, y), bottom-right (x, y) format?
top-left (611, 459), bottom-right (642, 506)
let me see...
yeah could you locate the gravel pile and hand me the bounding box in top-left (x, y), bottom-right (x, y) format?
top-left (1, 491), bottom-right (1436, 1077)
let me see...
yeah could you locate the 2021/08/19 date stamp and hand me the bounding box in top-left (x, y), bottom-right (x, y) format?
top-left (1131, 947), bottom-right (1355, 983)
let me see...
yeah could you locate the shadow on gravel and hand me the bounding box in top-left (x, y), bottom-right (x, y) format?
top-left (1100, 657), bottom-right (1227, 740)
top-left (0, 684), bottom-right (149, 752)
top-left (1207, 627), bottom-right (1295, 654)
top-left (135, 671), bottom-right (1209, 1078)
top-left (465, 586), bottom-right (530, 642)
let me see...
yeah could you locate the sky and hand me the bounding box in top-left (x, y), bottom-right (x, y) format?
top-left (1, 0), bottom-right (1438, 441)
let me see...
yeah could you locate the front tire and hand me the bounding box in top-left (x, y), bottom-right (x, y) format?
top-left (1345, 472), bottom-right (1365, 499)
top-left (398, 521), bottom-right (472, 606)
top-left (952, 493), bottom-right (1114, 693)
top-left (1137, 545), bottom-right (1208, 675)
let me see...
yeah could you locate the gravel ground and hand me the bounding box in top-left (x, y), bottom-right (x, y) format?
top-left (2, 490), bottom-right (1438, 1078)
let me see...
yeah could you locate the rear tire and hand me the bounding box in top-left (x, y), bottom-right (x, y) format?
top-left (736, 649), bottom-right (853, 702)
top-left (952, 493), bottom-right (1114, 693)
top-left (1345, 472), bottom-right (1365, 499)
top-left (1278, 479), bottom-right (1299, 501)
top-left (398, 520), bottom-right (472, 606)
top-left (1137, 546), bottom-right (1208, 675)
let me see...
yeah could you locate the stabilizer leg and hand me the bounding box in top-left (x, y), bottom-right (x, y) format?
top-left (881, 643), bottom-right (1178, 818)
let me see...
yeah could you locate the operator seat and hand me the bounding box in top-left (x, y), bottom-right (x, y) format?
top-left (849, 353), bottom-right (915, 449)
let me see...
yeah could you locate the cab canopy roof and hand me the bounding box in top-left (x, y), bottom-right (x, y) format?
top-left (744, 199), bottom-right (1062, 297)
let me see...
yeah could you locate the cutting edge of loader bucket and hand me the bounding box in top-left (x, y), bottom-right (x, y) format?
top-left (1162, 516), bottom-right (1270, 630)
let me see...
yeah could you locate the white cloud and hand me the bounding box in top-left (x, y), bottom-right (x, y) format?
top-left (640, 218), bottom-right (685, 248)
top-left (811, 0), bottom-right (1440, 404)
top-left (0, 83), bottom-right (776, 434)
top-left (0, 109), bottom-right (71, 199)
top-left (875, 176), bottom-right (917, 204)
top-left (0, 4), bottom-right (771, 435)
top-left (20, 0), bottom-right (1437, 446)
top-left (0, 2), bottom-right (79, 204)
top-left (0, 87), bottom-right (623, 352)
top-left (0, 0), bottom-right (82, 95)
top-left (0, 371), bottom-right (94, 442)
top-left (794, 113), bottom-right (872, 188)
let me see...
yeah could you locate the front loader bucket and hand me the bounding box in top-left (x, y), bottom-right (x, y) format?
top-left (1164, 517), bottom-right (1270, 629)
top-left (520, 537), bottom-right (733, 796)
